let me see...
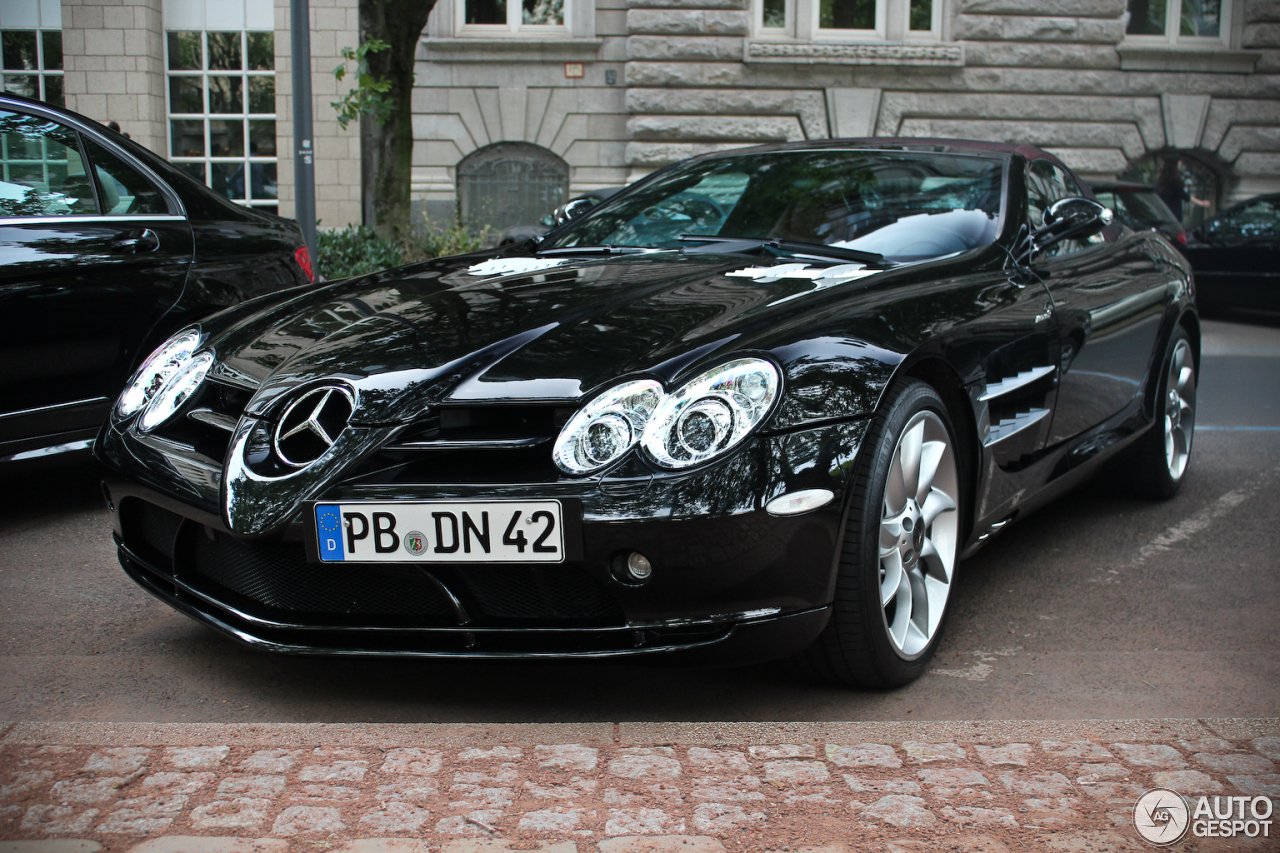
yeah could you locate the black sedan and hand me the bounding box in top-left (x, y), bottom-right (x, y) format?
top-left (0, 93), bottom-right (314, 467)
top-left (1183, 192), bottom-right (1279, 316)
top-left (1089, 182), bottom-right (1186, 247)
top-left (95, 139), bottom-right (1198, 688)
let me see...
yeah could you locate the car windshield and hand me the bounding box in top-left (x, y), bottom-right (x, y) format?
top-left (1093, 187), bottom-right (1180, 230)
top-left (544, 150), bottom-right (1006, 262)
top-left (1200, 196), bottom-right (1280, 242)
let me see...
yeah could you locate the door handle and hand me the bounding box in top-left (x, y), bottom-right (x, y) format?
top-left (110, 228), bottom-right (160, 254)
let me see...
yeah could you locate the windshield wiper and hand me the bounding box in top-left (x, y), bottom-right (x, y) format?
top-left (677, 234), bottom-right (887, 266)
top-left (535, 245), bottom-right (654, 256)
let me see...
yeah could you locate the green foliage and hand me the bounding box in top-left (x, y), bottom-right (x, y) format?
top-left (317, 222), bottom-right (492, 280)
top-left (331, 38), bottom-right (394, 130)
top-left (316, 225), bottom-right (402, 280)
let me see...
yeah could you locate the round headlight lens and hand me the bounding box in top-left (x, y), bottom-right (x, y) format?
top-left (138, 351), bottom-right (213, 433)
top-left (641, 358), bottom-right (780, 469)
top-left (117, 328), bottom-right (201, 418)
top-left (554, 379), bottom-right (662, 475)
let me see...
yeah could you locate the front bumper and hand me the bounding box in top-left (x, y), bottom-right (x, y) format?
top-left (99, 418), bottom-right (868, 662)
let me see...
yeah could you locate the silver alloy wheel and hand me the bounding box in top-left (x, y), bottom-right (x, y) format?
top-left (878, 410), bottom-right (960, 659)
top-left (1164, 338), bottom-right (1196, 481)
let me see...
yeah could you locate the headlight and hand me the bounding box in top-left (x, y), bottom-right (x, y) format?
top-left (116, 328), bottom-right (201, 418)
top-left (641, 358), bottom-right (779, 469)
top-left (553, 379), bottom-right (662, 474)
top-left (137, 351), bottom-right (214, 432)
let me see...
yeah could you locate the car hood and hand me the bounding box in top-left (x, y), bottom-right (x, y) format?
top-left (207, 250), bottom-right (920, 424)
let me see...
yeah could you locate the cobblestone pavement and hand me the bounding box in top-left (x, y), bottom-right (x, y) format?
top-left (1, 719), bottom-right (1277, 852)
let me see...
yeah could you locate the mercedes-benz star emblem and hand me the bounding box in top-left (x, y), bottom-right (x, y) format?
top-left (273, 386), bottom-right (354, 468)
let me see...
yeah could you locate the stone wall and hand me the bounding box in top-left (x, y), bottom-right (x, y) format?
top-left (409, 0), bottom-right (631, 225)
top-left (273, 0), bottom-right (361, 228)
top-left (619, 0), bottom-right (1280, 202)
top-left (60, 0), bottom-right (168, 155)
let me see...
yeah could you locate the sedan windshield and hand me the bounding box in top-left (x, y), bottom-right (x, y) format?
top-left (545, 150), bottom-right (1006, 262)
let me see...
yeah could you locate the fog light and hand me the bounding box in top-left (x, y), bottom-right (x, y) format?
top-left (627, 552), bottom-right (652, 580)
top-left (612, 551), bottom-right (653, 585)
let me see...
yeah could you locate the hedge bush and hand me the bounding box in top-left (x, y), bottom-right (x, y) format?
top-left (316, 222), bottom-right (490, 281)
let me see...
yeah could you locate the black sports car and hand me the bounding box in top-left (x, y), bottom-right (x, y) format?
top-left (1182, 192), bottom-right (1279, 316)
top-left (95, 139), bottom-right (1198, 687)
top-left (0, 93), bottom-right (314, 468)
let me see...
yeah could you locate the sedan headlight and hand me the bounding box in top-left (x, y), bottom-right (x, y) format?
top-left (138, 351), bottom-right (214, 433)
top-left (641, 358), bottom-right (780, 469)
top-left (553, 379), bottom-right (663, 474)
top-left (116, 328), bottom-right (202, 418)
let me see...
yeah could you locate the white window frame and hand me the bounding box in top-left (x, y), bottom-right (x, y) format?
top-left (1123, 0), bottom-right (1232, 46)
top-left (755, 0), bottom-right (941, 42)
top-left (455, 0), bottom-right (572, 37)
top-left (0, 29), bottom-right (64, 108)
top-left (164, 28), bottom-right (278, 213)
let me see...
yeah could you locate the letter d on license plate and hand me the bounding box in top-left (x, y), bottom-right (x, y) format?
top-left (314, 500), bottom-right (564, 563)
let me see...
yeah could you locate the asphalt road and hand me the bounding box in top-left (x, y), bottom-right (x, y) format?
top-left (1, 318), bottom-right (1276, 724)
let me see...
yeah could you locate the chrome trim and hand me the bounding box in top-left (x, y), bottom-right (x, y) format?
top-left (0, 438), bottom-right (94, 463)
top-left (979, 366), bottom-right (1056, 402)
top-left (0, 215), bottom-right (187, 226)
top-left (187, 408), bottom-right (238, 433)
top-left (273, 385), bottom-right (356, 468)
top-left (984, 408), bottom-right (1050, 446)
top-left (0, 396), bottom-right (109, 421)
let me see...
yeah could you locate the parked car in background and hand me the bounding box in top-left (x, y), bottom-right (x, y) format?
top-left (1182, 192), bottom-right (1279, 316)
top-left (496, 186), bottom-right (625, 245)
top-left (1090, 182), bottom-right (1187, 247)
top-left (0, 93), bottom-right (315, 468)
top-left (96, 139), bottom-right (1197, 688)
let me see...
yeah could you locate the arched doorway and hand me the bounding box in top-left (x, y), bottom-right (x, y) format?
top-left (1119, 151), bottom-right (1220, 230)
top-left (456, 143), bottom-right (569, 233)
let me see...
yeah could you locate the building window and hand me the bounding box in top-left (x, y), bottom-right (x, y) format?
top-left (457, 142), bottom-right (568, 232)
top-left (0, 30), bottom-right (63, 108)
top-left (166, 30), bottom-right (277, 214)
top-left (757, 0), bottom-right (940, 40)
top-left (459, 0), bottom-right (568, 32)
top-left (1126, 0), bottom-right (1229, 43)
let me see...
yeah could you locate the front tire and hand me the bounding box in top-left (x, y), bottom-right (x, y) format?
top-left (795, 380), bottom-right (962, 688)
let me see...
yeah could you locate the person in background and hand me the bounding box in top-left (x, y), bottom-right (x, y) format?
top-left (1155, 155), bottom-right (1210, 224)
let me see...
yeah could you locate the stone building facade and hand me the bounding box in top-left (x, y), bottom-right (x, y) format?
top-left (413, 0), bottom-right (1279, 231)
top-left (3, 0), bottom-right (1276, 232)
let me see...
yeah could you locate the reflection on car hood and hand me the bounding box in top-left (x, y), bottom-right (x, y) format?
top-left (208, 251), bottom-right (914, 423)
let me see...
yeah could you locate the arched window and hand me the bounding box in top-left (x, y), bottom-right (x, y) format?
top-left (456, 143), bottom-right (569, 233)
top-left (1119, 151), bottom-right (1219, 230)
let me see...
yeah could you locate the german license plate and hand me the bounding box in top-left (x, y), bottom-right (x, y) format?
top-left (314, 500), bottom-right (565, 563)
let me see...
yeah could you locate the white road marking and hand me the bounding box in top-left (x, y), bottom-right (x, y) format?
top-left (930, 647), bottom-right (1021, 681)
top-left (1134, 489), bottom-right (1251, 566)
top-left (1092, 463), bottom-right (1279, 584)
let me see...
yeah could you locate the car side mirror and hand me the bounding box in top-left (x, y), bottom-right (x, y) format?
top-left (1032, 197), bottom-right (1114, 250)
top-left (553, 197), bottom-right (597, 226)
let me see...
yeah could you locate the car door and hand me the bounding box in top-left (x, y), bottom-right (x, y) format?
top-left (1023, 160), bottom-right (1168, 445)
top-left (0, 107), bottom-right (194, 459)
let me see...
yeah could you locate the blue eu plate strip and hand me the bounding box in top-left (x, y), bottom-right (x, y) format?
top-left (316, 504), bottom-right (345, 561)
